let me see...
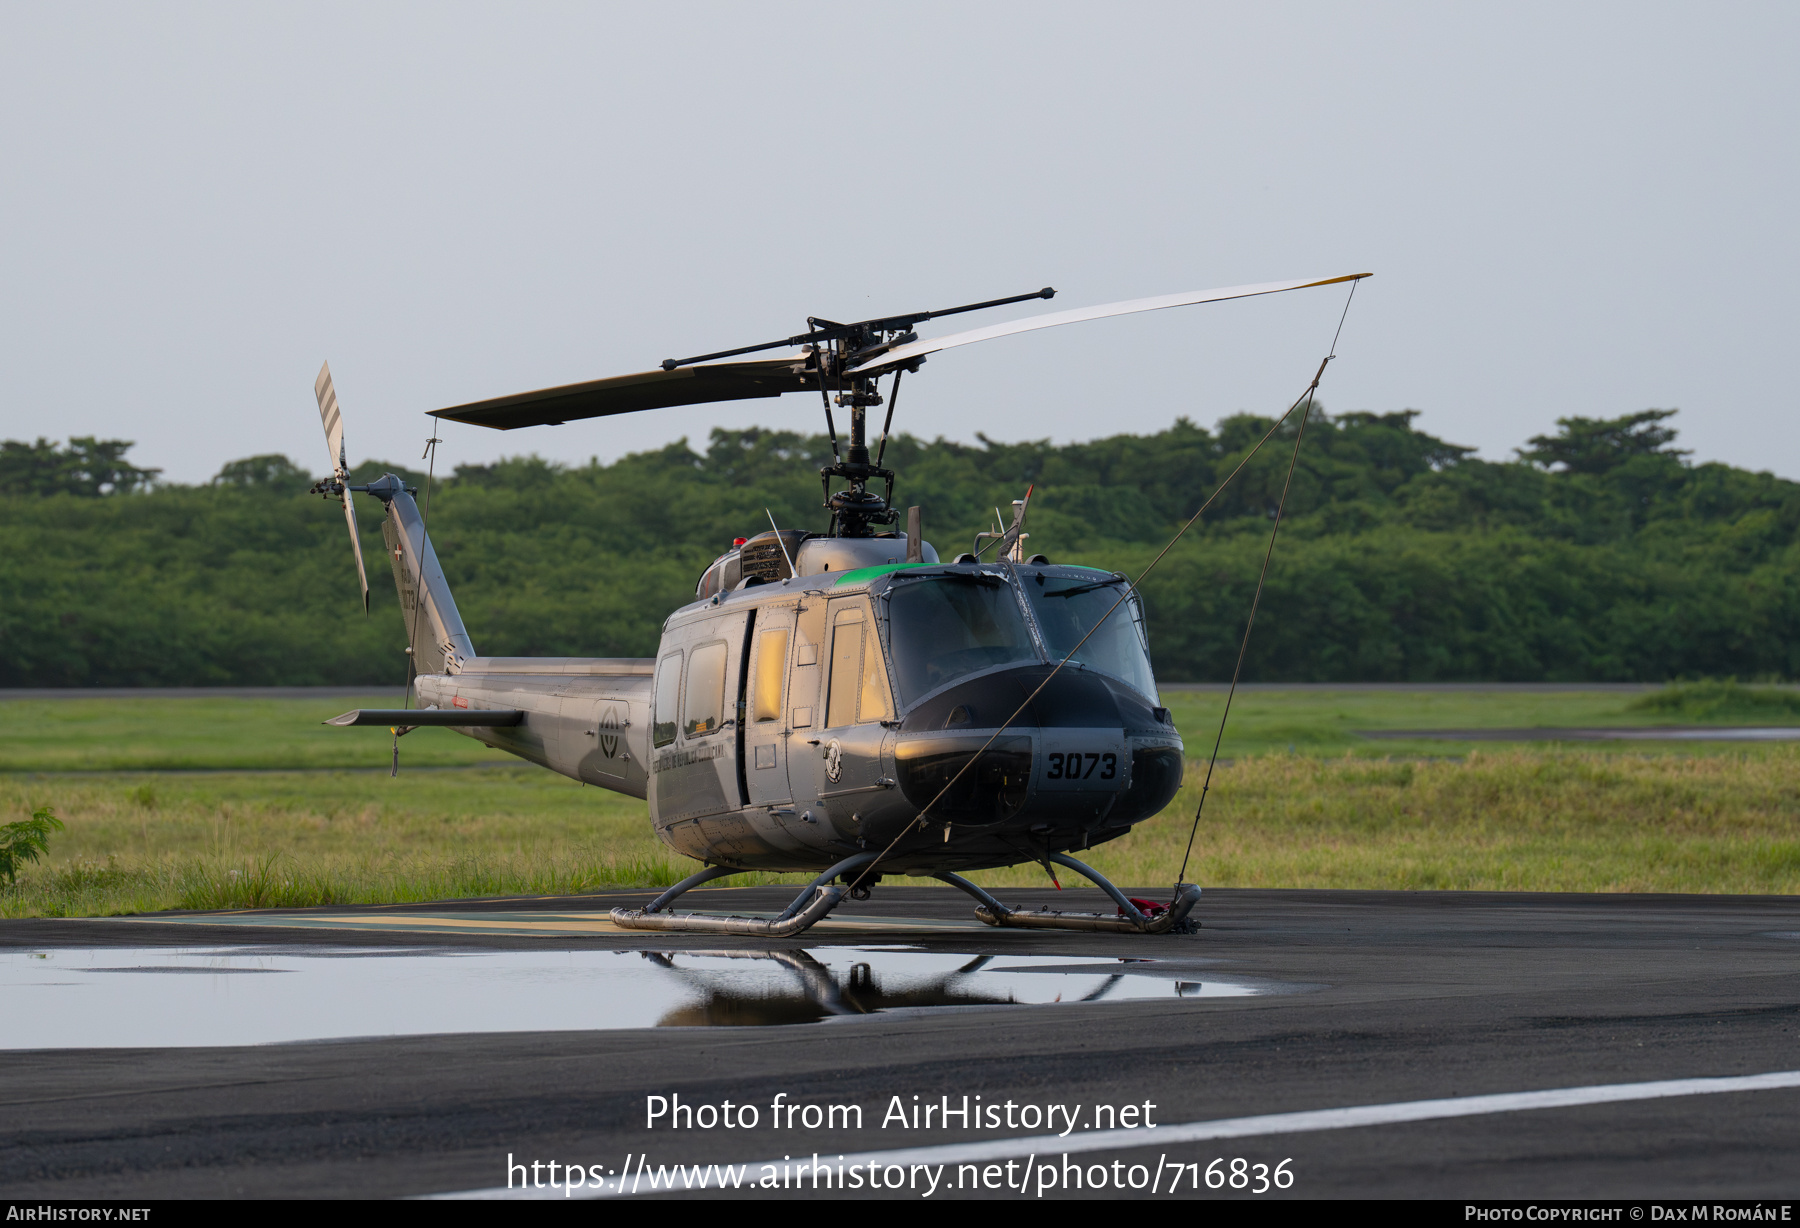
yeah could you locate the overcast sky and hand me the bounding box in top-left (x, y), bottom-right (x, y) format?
top-left (3, 2), bottom-right (1795, 485)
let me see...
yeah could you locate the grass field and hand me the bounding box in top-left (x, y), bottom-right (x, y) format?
top-left (1163, 681), bottom-right (1800, 758)
top-left (2, 684), bottom-right (1797, 916)
top-left (0, 694), bottom-right (497, 771)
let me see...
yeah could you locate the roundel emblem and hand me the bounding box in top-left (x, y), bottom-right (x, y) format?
top-left (824, 738), bottom-right (844, 783)
top-left (597, 705), bottom-right (621, 759)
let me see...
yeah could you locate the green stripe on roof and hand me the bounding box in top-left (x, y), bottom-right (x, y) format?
top-left (832, 561), bottom-right (1113, 586)
top-left (832, 561), bottom-right (938, 586)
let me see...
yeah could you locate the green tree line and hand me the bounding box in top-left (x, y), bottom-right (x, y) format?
top-left (1, 408), bottom-right (1794, 685)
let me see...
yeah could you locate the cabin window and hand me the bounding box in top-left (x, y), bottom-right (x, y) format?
top-left (653, 650), bottom-right (682, 748)
top-left (753, 628), bottom-right (789, 722)
top-left (826, 612), bottom-right (863, 729)
top-left (683, 641), bottom-right (729, 737)
top-left (1024, 574), bottom-right (1157, 699)
top-left (858, 621), bottom-right (892, 722)
top-left (884, 574), bottom-right (1038, 705)
top-left (825, 609), bottom-right (893, 727)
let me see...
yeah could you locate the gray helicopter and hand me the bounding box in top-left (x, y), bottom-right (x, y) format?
top-left (316, 273), bottom-right (1368, 937)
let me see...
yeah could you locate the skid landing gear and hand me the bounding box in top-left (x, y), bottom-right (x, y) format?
top-left (938, 852), bottom-right (1201, 934)
top-left (611, 850), bottom-right (1198, 938)
top-left (609, 854), bottom-right (875, 936)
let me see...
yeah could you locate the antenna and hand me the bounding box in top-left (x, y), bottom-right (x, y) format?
top-left (766, 509), bottom-right (798, 577)
top-left (975, 486), bottom-right (1034, 560)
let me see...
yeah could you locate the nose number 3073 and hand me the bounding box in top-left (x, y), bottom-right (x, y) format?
top-left (1045, 752), bottom-right (1118, 780)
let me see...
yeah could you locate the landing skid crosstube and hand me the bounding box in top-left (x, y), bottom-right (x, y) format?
top-left (609, 851), bottom-right (1200, 937)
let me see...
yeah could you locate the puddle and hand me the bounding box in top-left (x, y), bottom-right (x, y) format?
top-left (0, 946), bottom-right (1285, 1048)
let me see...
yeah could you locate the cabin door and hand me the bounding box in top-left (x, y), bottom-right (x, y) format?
top-left (799, 596), bottom-right (895, 822)
top-left (650, 612), bottom-right (748, 825)
top-left (741, 603), bottom-right (797, 807)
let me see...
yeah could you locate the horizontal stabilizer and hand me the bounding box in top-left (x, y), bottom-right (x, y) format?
top-left (325, 709), bottom-right (525, 727)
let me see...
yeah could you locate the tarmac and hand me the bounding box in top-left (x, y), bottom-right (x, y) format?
top-left (3, 885), bottom-right (1798, 1200)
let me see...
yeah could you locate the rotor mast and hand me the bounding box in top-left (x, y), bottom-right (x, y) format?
top-left (813, 319), bottom-right (898, 537)
top-left (662, 287), bottom-right (1056, 538)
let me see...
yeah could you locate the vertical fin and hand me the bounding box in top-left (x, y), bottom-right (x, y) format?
top-left (379, 485), bottom-right (475, 674)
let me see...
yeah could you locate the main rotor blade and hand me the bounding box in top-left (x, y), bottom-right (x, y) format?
top-left (846, 273), bottom-right (1371, 376)
top-left (428, 354), bottom-right (818, 431)
top-left (314, 361), bottom-right (348, 479)
top-left (424, 274), bottom-right (1367, 429)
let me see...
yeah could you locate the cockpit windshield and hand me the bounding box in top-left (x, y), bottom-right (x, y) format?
top-left (1024, 573), bottom-right (1157, 699)
top-left (883, 574), bottom-right (1039, 705)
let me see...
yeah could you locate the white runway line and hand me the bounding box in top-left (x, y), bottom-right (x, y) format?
top-left (428, 1068), bottom-right (1800, 1199)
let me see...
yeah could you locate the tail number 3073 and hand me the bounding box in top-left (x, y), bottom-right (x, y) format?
top-left (1046, 752), bottom-right (1117, 780)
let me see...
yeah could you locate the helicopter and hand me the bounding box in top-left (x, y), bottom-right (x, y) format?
top-left (314, 273), bottom-right (1369, 937)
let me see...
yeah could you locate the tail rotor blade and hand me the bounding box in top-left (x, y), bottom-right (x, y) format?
top-left (315, 360), bottom-right (368, 612)
top-left (342, 489), bottom-right (370, 614)
top-left (315, 361), bottom-right (348, 479)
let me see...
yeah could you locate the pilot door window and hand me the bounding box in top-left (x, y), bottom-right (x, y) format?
top-left (653, 651), bottom-right (682, 748)
top-left (752, 629), bottom-right (789, 724)
top-left (683, 641), bottom-right (729, 738)
top-left (824, 609), bottom-right (893, 728)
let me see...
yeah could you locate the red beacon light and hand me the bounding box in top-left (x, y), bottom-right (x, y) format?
top-left (732, 537), bottom-right (748, 548)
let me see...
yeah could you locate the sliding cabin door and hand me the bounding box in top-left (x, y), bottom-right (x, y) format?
top-left (649, 611), bottom-right (749, 826)
top-left (741, 603), bottom-right (797, 807)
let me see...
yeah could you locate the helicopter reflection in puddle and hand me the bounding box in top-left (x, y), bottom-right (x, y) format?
top-left (638, 947), bottom-right (1261, 1027)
